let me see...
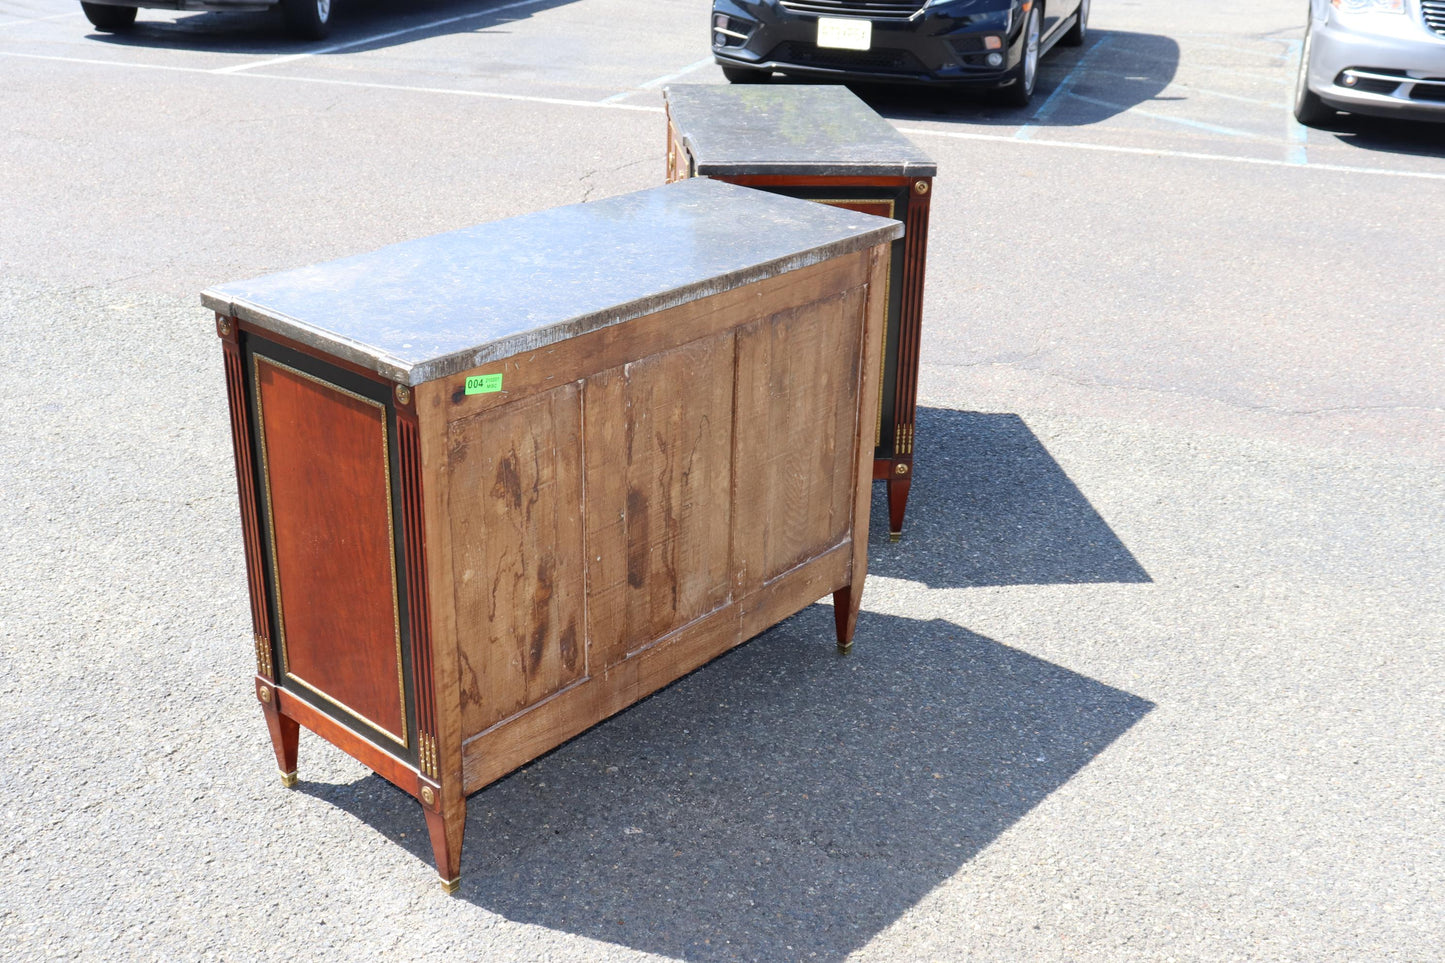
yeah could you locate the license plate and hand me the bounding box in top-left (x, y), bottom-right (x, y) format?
top-left (816, 17), bottom-right (872, 51)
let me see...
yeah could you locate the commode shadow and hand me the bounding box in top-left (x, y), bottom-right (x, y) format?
top-left (869, 408), bottom-right (1151, 588)
top-left (302, 606), bottom-right (1152, 962)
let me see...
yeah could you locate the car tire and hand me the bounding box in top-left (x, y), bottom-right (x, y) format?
top-left (1293, 14), bottom-right (1333, 127)
top-left (999, 5), bottom-right (1041, 108)
top-left (283, 0), bottom-right (333, 41)
top-left (1062, 0), bottom-right (1089, 47)
top-left (721, 65), bottom-right (771, 84)
top-left (80, 2), bottom-right (137, 31)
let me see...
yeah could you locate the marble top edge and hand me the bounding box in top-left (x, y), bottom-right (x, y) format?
top-left (201, 180), bottom-right (902, 386)
top-left (664, 84), bottom-right (937, 176)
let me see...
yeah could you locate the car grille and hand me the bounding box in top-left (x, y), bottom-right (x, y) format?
top-left (1423, 0), bottom-right (1445, 36)
top-left (778, 0), bottom-right (928, 22)
top-left (769, 40), bottom-right (928, 73)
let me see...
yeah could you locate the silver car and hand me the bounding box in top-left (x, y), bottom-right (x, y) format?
top-left (1295, 0), bottom-right (1445, 125)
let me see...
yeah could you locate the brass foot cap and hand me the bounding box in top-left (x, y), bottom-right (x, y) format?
top-left (440, 877), bottom-right (462, 895)
top-left (837, 641), bottom-right (854, 655)
top-left (280, 771), bottom-right (298, 788)
top-left (889, 532), bottom-right (902, 542)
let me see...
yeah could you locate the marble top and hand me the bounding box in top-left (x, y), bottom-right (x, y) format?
top-left (201, 179), bottom-right (902, 386)
top-left (664, 85), bottom-right (936, 178)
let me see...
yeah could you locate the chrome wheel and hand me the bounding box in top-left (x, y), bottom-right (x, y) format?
top-left (1023, 7), bottom-right (1040, 94)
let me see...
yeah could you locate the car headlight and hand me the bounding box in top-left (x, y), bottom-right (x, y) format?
top-left (1330, 0), bottom-right (1404, 13)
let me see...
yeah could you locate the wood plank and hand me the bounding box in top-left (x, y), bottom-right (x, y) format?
top-left (740, 541), bottom-right (851, 642)
top-left (462, 604), bottom-right (742, 794)
top-left (448, 385), bottom-right (588, 738)
top-left (733, 280), bottom-right (865, 589)
top-left (836, 243), bottom-right (892, 646)
top-left (413, 377), bottom-right (467, 883)
top-left (584, 331), bottom-right (736, 670)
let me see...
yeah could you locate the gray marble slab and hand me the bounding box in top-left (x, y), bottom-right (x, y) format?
top-left (201, 178), bottom-right (901, 386)
top-left (664, 85), bottom-right (936, 178)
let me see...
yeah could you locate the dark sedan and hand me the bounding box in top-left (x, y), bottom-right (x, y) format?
top-left (711, 0), bottom-right (1089, 105)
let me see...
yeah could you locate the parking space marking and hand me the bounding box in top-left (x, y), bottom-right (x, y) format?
top-left (600, 57), bottom-right (713, 103)
top-left (897, 126), bottom-right (1445, 181)
top-left (212, 0), bottom-right (557, 74)
top-left (0, 10), bottom-right (80, 27)
top-left (1068, 91), bottom-right (1268, 139)
top-left (1, 50), bottom-right (216, 73)
top-left (1016, 35), bottom-right (1113, 141)
top-left (0, 49), bottom-right (665, 110)
top-left (1152, 80), bottom-right (1286, 109)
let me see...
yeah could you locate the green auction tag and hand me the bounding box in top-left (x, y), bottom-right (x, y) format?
top-left (465, 373), bottom-right (503, 395)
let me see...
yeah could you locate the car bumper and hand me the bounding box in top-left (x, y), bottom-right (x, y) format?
top-left (712, 0), bottom-right (1021, 86)
top-left (1307, 8), bottom-right (1445, 122)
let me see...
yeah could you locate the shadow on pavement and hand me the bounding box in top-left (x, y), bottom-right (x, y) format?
top-left (300, 606), bottom-right (1151, 962)
top-left (830, 30), bottom-right (1182, 127)
top-left (870, 408), bottom-right (1151, 589)
top-left (1307, 112), bottom-right (1445, 160)
top-left (87, 0), bottom-right (576, 54)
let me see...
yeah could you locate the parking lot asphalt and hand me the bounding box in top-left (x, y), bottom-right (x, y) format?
top-left (2, 0), bottom-right (1442, 960)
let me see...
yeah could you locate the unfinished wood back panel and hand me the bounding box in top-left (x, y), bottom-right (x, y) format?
top-left (447, 386), bottom-right (586, 736)
top-left (584, 330), bottom-right (737, 671)
top-left (430, 249), bottom-right (881, 755)
top-left (733, 287), bottom-right (866, 592)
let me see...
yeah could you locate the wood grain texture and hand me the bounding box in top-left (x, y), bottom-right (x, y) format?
top-left (448, 387), bottom-right (586, 737)
top-left (414, 377), bottom-right (468, 885)
top-left (837, 243), bottom-right (892, 644)
top-left (255, 358), bottom-right (406, 744)
top-left (732, 282), bottom-right (864, 591)
top-left (584, 332), bottom-right (736, 670)
top-left (699, 167), bottom-right (933, 535)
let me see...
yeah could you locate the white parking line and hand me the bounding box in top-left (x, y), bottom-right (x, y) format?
top-left (0, 49), bottom-right (665, 110)
top-left (0, 10), bottom-right (82, 27)
top-left (1068, 91), bottom-right (1268, 140)
top-left (1016, 35), bottom-right (1112, 141)
top-left (212, 0), bottom-right (557, 74)
top-left (5, 46), bottom-right (1441, 181)
top-left (600, 57), bottom-right (713, 104)
top-left (898, 126), bottom-right (1445, 181)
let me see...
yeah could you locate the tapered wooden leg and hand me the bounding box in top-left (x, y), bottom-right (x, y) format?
top-left (260, 699), bottom-right (299, 787)
top-left (424, 798), bottom-right (465, 894)
top-left (887, 471), bottom-right (912, 540)
top-left (833, 585), bottom-right (861, 653)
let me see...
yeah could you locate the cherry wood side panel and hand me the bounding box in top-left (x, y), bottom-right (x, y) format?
top-left (732, 285), bottom-right (865, 592)
top-left (583, 331), bottom-right (737, 671)
top-left (448, 386), bottom-right (587, 738)
top-left (254, 358), bottom-right (407, 745)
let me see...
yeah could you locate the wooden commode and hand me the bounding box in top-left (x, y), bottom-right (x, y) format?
top-left (204, 179), bottom-right (901, 889)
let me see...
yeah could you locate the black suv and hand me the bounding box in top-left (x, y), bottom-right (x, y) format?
top-left (711, 0), bottom-right (1089, 105)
